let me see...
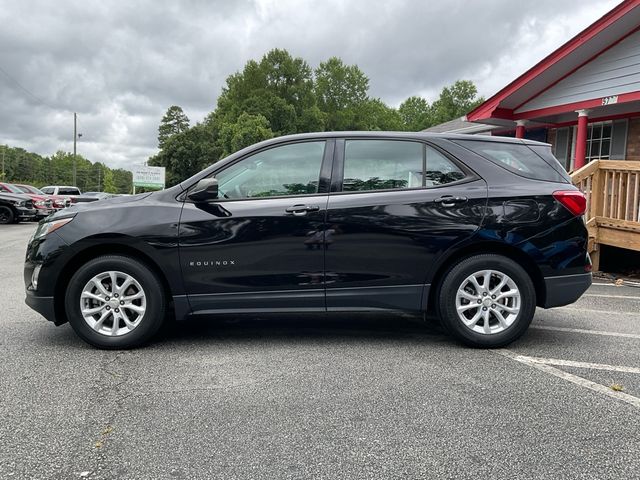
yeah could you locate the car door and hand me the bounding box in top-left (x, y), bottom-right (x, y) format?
top-left (179, 139), bottom-right (333, 314)
top-left (324, 138), bottom-right (488, 312)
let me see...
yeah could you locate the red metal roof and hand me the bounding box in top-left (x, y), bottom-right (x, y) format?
top-left (467, 0), bottom-right (640, 123)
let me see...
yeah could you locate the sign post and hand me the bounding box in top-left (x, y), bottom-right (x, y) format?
top-left (132, 166), bottom-right (165, 194)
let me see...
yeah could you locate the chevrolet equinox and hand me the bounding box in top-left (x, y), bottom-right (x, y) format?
top-left (24, 132), bottom-right (592, 349)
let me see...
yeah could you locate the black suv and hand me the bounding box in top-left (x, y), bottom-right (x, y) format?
top-left (24, 132), bottom-right (591, 349)
top-left (0, 192), bottom-right (37, 224)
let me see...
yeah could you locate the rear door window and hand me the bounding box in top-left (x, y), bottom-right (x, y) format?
top-left (454, 139), bottom-right (569, 183)
top-left (341, 140), bottom-right (466, 192)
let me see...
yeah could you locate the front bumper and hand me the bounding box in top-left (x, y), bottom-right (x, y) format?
top-left (25, 290), bottom-right (60, 324)
top-left (16, 206), bottom-right (36, 220)
top-left (35, 209), bottom-right (54, 219)
top-left (543, 273), bottom-right (592, 308)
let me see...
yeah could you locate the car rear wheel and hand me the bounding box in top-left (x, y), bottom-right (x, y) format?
top-left (0, 206), bottom-right (14, 224)
top-left (437, 254), bottom-right (536, 348)
top-left (65, 255), bottom-right (166, 349)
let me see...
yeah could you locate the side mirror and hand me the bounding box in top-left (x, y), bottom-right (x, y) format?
top-left (188, 178), bottom-right (219, 202)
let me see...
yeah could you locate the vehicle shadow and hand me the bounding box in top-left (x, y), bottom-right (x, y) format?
top-left (154, 312), bottom-right (451, 347)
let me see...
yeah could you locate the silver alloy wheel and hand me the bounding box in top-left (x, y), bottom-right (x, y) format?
top-left (80, 271), bottom-right (147, 336)
top-left (455, 269), bottom-right (521, 335)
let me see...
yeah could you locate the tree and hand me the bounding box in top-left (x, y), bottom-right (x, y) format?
top-left (399, 96), bottom-right (432, 131)
top-left (314, 57), bottom-right (369, 130)
top-left (149, 122), bottom-right (221, 186)
top-left (0, 145), bottom-right (132, 194)
top-left (214, 49), bottom-right (318, 136)
top-left (353, 99), bottom-right (403, 131)
top-left (158, 106), bottom-right (190, 148)
top-left (218, 113), bottom-right (274, 157)
top-left (102, 168), bottom-right (117, 193)
top-left (430, 80), bottom-right (484, 126)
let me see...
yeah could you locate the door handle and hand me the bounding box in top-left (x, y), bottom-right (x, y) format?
top-left (434, 195), bottom-right (467, 207)
top-left (285, 204), bottom-right (320, 216)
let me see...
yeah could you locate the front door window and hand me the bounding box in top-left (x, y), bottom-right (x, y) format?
top-left (216, 141), bottom-right (326, 199)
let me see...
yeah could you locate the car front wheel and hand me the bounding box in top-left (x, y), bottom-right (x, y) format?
top-left (437, 254), bottom-right (536, 348)
top-left (65, 255), bottom-right (166, 349)
top-left (0, 206), bottom-right (14, 224)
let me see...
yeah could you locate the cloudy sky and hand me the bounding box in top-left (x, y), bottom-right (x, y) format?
top-left (0, 0), bottom-right (620, 170)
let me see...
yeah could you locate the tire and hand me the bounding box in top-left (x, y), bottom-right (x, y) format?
top-left (65, 255), bottom-right (166, 349)
top-left (0, 206), bottom-right (14, 224)
top-left (437, 254), bottom-right (536, 348)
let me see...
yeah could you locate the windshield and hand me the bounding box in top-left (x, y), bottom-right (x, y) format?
top-left (16, 185), bottom-right (43, 194)
top-left (2, 183), bottom-right (24, 194)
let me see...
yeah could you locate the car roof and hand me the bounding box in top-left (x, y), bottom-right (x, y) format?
top-left (247, 131), bottom-right (550, 147)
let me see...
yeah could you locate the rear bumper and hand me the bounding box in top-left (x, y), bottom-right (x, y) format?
top-left (25, 291), bottom-right (61, 324)
top-left (542, 273), bottom-right (592, 308)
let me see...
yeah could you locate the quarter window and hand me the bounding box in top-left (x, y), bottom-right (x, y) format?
top-left (341, 140), bottom-right (465, 192)
top-left (215, 141), bottom-right (325, 199)
top-left (425, 146), bottom-right (466, 186)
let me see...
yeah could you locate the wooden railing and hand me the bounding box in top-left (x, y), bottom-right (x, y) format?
top-left (571, 159), bottom-right (640, 270)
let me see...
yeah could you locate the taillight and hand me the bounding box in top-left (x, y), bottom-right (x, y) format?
top-left (553, 190), bottom-right (586, 216)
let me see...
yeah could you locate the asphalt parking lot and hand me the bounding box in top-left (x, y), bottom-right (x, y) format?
top-left (1, 223), bottom-right (639, 480)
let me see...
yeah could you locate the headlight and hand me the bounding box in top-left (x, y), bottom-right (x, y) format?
top-left (35, 200), bottom-right (47, 207)
top-left (12, 200), bottom-right (25, 206)
top-left (33, 216), bottom-right (75, 240)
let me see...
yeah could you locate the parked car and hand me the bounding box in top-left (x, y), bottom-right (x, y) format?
top-left (24, 132), bottom-right (591, 349)
top-left (0, 192), bottom-right (36, 224)
top-left (0, 182), bottom-right (54, 220)
top-left (40, 185), bottom-right (82, 203)
top-left (14, 184), bottom-right (72, 210)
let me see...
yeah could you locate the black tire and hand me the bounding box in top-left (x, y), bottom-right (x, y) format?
top-left (437, 254), bottom-right (536, 348)
top-left (0, 206), bottom-right (14, 224)
top-left (65, 255), bottom-right (166, 349)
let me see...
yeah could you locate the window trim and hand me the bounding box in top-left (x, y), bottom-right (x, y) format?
top-left (330, 137), bottom-right (476, 195)
top-left (184, 138), bottom-right (334, 203)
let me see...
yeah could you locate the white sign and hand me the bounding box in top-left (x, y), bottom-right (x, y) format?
top-left (133, 166), bottom-right (165, 189)
top-left (602, 95), bottom-right (618, 106)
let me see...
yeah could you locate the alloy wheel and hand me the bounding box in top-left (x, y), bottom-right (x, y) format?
top-left (80, 271), bottom-right (147, 336)
top-left (455, 269), bottom-right (521, 335)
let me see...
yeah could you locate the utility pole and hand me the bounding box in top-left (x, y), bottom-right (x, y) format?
top-left (73, 112), bottom-right (77, 186)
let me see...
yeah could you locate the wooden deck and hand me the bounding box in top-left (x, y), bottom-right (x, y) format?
top-left (571, 159), bottom-right (640, 270)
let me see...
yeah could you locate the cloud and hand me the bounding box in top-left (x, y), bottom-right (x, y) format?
top-left (0, 0), bottom-right (621, 169)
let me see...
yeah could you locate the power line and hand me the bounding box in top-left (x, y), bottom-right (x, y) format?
top-left (0, 65), bottom-right (56, 109)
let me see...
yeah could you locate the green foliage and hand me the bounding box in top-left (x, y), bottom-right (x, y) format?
top-left (102, 168), bottom-right (117, 193)
top-left (158, 106), bottom-right (190, 148)
top-left (151, 49), bottom-right (484, 184)
top-left (149, 122), bottom-right (221, 186)
top-left (315, 57), bottom-right (368, 130)
top-left (218, 113), bottom-right (274, 158)
top-left (399, 96), bottom-right (431, 132)
top-left (0, 144), bottom-right (132, 194)
top-left (429, 80), bottom-right (485, 126)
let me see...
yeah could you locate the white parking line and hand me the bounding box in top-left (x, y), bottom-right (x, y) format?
top-left (531, 325), bottom-right (640, 339)
top-left (592, 282), bottom-right (640, 288)
top-left (553, 306), bottom-right (640, 316)
top-left (495, 350), bottom-right (640, 409)
top-left (522, 356), bottom-right (640, 374)
top-left (583, 293), bottom-right (640, 300)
